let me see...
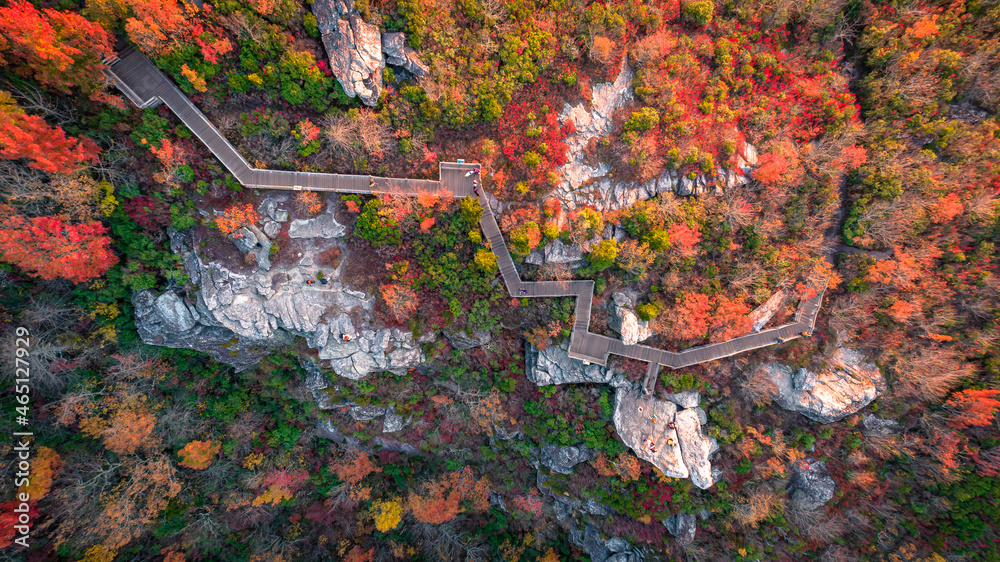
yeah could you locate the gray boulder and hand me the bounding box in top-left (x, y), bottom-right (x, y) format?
top-left (664, 512), bottom-right (697, 546)
top-left (263, 220), bottom-right (281, 238)
top-left (444, 328), bottom-right (492, 350)
top-left (381, 31), bottom-right (429, 78)
top-left (675, 408), bottom-right (714, 489)
top-left (613, 386), bottom-right (688, 479)
top-left (863, 414), bottom-right (902, 434)
top-left (607, 292), bottom-right (654, 346)
top-left (382, 407), bottom-right (404, 433)
top-left (788, 460), bottom-right (836, 510)
top-left (544, 239), bottom-right (585, 265)
top-left (525, 340), bottom-right (614, 385)
top-left (759, 348), bottom-right (886, 423)
top-left (570, 524), bottom-right (610, 562)
top-left (350, 405), bottom-right (386, 421)
top-left (301, 359), bottom-right (334, 410)
top-left (540, 444), bottom-right (593, 474)
top-left (133, 289), bottom-right (279, 372)
top-left (287, 205), bottom-right (346, 238)
top-left (312, 0), bottom-right (383, 106)
top-left (663, 389), bottom-right (700, 409)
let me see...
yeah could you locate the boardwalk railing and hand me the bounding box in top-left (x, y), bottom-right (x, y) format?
top-left (106, 46), bottom-right (830, 392)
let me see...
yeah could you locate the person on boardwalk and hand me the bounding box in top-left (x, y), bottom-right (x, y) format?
top-left (369, 178), bottom-right (376, 188)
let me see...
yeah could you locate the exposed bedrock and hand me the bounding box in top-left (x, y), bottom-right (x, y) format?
top-left (312, 1), bottom-right (429, 106)
top-left (787, 460), bottom-right (836, 510)
top-left (607, 292), bottom-right (655, 346)
top-left (134, 196), bottom-right (424, 376)
top-left (525, 340), bottom-right (615, 385)
top-left (546, 59), bottom-right (759, 213)
top-left (612, 386), bottom-right (717, 489)
top-left (757, 348), bottom-right (886, 423)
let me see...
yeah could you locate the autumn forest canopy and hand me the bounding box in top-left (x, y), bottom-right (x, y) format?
top-left (1, 0), bottom-right (1000, 560)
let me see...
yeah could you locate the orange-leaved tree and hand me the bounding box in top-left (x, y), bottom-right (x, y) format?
top-left (329, 449), bottom-right (380, 485)
top-left (380, 283), bottom-right (418, 323)
top-left (19, 446), bottom-right (62, 501)
top-left (406, 465), bottom-right (489, 524)
top-left (0, 0), bottom-right (114, 93)
top-left (0, 92), bottom-right (101, 174)
top-left (709, 295), bottom-right (752, 342)
top-left (946, 389), bottom-right (1000, 428)
top-left (0, 213), bottom-right (117, 283)
top-left (216, 203), bottom-right (259, 238)
top-left (252, 469), bottom-right (310, 507)
top-left (177, 440), bottom-right (221, 469)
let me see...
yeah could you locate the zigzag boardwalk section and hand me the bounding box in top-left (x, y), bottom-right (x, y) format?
top-left (107, 47), bottom-right (829, 390)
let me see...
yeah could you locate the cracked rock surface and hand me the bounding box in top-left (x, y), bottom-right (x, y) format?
top-left (613, 386), bottom-right (715, 489)
top-left (759, 347), bottom-right (885, 423)
top-left (134, 196), bottom-right (424, 376)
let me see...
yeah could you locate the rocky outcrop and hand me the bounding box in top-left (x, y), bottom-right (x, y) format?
top-left (569, 525), bottom-right (641, 562)
top-left (312, 0), bottom-right (384, 106)
top-left (134, 197), bottom-right (424, 377)
top-left (134, 289), bottom-right (280, 371)
top-left (444, 327), bottom-right (491, 350)
top-left (664, 512), bottom-right (697, 546)
top-left (747, 288), bottom-right (788, 333)
top-left (525, 340), bottom-right (615, 385)
top-left (787, 460), bottom-right (836, 510)
top-left (302, 359), bottom-right (335, 409)
top-left (545, 239), bottom-right (585, 264)
top-left (316, 314), bottom-right (425, 379)
top-left (381, 32), bottom-right (429, 78)
top-left (663, 390), bottom-right (700, 409)
top-left (613, 387), bottom-right (687, 478)
top-left (613, 386), bottom-right (715, 489)
top-left (548, 60), bottom-right (759, 212)
top-left (607, 292), bottom-right (654, 346)
top-left (540, 444), bottom-right (593, 474)
top-left (313, 1), bottom-right (431, 105)
top-left (287, 206), bottom-right (346, 239)
top-left (675, 409), bottom-right (714, 489)
top-left (758, 348), bottom-right (885, 423)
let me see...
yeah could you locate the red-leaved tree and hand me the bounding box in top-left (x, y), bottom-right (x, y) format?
top-left (0, 93), bottom-right (101, 174)
top-left (946, 389), bottom-right (1000, 428)
top-left (0, 0), bottom-right (114, 93)
top-left (0, 214), bottom-right (117, 283)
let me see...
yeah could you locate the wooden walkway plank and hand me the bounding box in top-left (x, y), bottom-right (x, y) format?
top-left (106, 47), bottom-right (831, 375)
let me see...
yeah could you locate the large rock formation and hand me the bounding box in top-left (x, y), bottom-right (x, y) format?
top-left (675, 408), bottom-right (715, 489)
top-left (133, 289), bottom-right (281, 371)
top-left (381, 32), bottom-right (429, 78)
top-left (525, 340), bottom-right (615, 385)
top-left (312, 0), bottom-right (384, 106)
top-left (746, 288), bottom-right (788, 333)
top-left (548, 60), bottom-right (759, 212)
top-left (313, 3), bottom-right (430, 106)
top-left (607, 292), bottom-right (654, 346)
top-left (612, 386), bottom-right (716, 489)
top-left (664, 512), bottom-right (698, 546)
top-left (613, 386), bottom-right (687, 479)
top-left (540, 444), bottom-right (594, 474)
top-left (758, 348), bottom-right (885, 423)
top-left (787, 460), bottom-right (836, 510)
top-left (134, 196), bottom-right (424, 376)
top-left (287, 206), bottom-right (347, 239)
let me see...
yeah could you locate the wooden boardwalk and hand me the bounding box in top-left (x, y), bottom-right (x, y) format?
top-left (106, 47), bottom-right (829, 391)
